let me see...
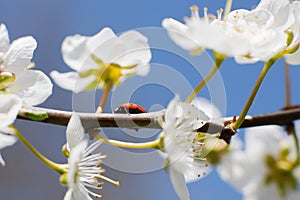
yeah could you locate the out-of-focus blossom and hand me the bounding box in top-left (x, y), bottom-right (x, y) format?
top-left (218, 125), bottom-right (300, 200)
top-left (51, 27), bottom-right (151, 93)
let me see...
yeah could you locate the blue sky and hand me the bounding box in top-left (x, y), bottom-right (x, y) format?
top-left (0, 0), bottom-right (299, 199)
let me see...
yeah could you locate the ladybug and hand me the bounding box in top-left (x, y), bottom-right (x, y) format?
top-left (114, 103), bottom-right (147, 114)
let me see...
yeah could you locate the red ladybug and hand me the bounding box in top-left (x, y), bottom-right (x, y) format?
top-left (114, 103), bottom-right (147, 114)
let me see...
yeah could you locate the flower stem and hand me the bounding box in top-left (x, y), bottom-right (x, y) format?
top-left (232, 61), bottom-right (274, 130)
top-left (185, 53), bottom-right (225, 103)
top-left (224, 0), bottom-right (233, 16)
top-left (97, 83), bottom-right (113, 113)
top-left (13, 126), bottom-right (66, 174)
top-left (284, 62), bottom-right (292, 108)
top-left (94, 134), bottom-right (160, 149)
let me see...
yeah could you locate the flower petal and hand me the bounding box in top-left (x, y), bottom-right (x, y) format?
top-left (87, 27), bottom-right (126, 65)
top-left (117, 30), bottom-right (151, 66)
top-left (191, 97), bottom-right (222, 119)
top-left (3, 36), bottom-right (37, 73)
top-left (0, 94), bottom-right (22, 129)
top-left (0, 133), bottom-right (17, 166)
top-left (50, 71), bottom-right (94, 93)
top-left (257, 0), bottom-right (294, 31)
top-left (62, 34), bottom-right (98, 72)
top-left (169, 166), bottom-right (190, 200)
top-left (0, 24), bottom-right (9, 54)
top-left (9, 70), bottom-right (52, 106)
top-left (162, 18), bottom-right (200, 51)
top-left (66, 113), bottom-right (85, 150)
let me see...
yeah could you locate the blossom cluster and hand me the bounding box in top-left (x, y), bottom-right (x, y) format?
top-left (1, 0), bottom-right (300, 200)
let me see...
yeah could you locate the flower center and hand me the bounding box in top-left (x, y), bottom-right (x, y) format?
top-left (264, 147), bottom-right (299, 197)
top-left (0, 70), bottom-right (16, 92)
top-left (79, 54), bottom-right (137, 90)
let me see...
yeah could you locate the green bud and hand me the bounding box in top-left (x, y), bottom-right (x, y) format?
top-left (61, 144), bottom-right (70, 158)
top-left (25, 110), bottom-right (48, 121)
top-left (59, 173), bottom-right (68, 185)
top-left (286, 30), bottom-right (294, 47)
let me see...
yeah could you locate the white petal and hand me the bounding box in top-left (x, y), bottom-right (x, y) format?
top-left (62, 34), bottom-right (96, 72)
top-left (3, 36), bottom-right (37, 73)
top-left (63, 188), bottom-right (73, 200)
top-left (0, 133), bottom-right (17, 166)
top-left (162, 18), bottom-right (200, 51)
top-left (9, 70), bottom-right (52, 106)
top-left (191, 97), bottom-right (222, 119)
top-left (135, 64), bottom-right (150, 76)
top-left (0, 132), bottom-right (17, 150)
top-left (257, 0), bottom-right (294, 31)
top-left (169, 166), bottom-right (190, 200)
top-left (50, 71), bottom-right (94, 93)
top-left (0, 24), bottom-right (10, 54)
top-left (0, 153), bottom-right (5, 166)
top-left (66, 113), bottom-right (85, 150)
top-left (245, 125), bottom-right (284, 158)
top-left (284, 48), bottom-right (300, 65)
top-left (245, 9), bottom-right (274, 28)
top-left (0, 94), bottom-right (22, 129)
top-left (117, 30), bottom-right (151, 66)
top-left (87, 27), bottom-right (117, 51)
top-left (87, 27), bottom-right (126, 65)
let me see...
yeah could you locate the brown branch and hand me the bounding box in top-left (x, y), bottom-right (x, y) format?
top-left (17, 106), bottom-right (300, 143)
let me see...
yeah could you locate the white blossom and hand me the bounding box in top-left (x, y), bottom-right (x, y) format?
top-left (162, 96), bottom-right (220, 200)
top-left (0, 23), bottom-right (52, 106)
top-left (51, 27), bottom-right (151, 92)
top-left (64, 113), bottom-right (119, 200)
top-left (218, 125), bottom-right (300, 200)
top-left (0, 94), bottom-right (22, 166)
top-left (162, 2), bottom-right (292, 63)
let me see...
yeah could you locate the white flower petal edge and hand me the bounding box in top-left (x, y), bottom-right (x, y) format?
top-left (0, 94), bottom-right (22, 166)
top-left (3, 36), bottom-right (37, 73)
top-left (0, 24), bottom-right (10, 54)
top-left (169, 166), bottom-right (190, 200)
top-left (50, 71), bottom-right (93, 93)
top-left (66, 113), bottom-right (85, 150)
top-left (9, 70), bottom-right (53, 106)
top-left (257, 0), bottom-right (294, 31)
top-left (0, 94), bottom-right (22, 129)
top-left (0, 133), bottom-right (17, 166)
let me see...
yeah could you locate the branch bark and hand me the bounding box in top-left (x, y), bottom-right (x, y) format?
top-left (17, 106), bottom-right (300, 143)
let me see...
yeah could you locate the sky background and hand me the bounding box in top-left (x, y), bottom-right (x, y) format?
top-left (1, 0), bottom-right (300, 199)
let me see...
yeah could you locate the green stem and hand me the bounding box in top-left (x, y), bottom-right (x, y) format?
top-left (97, 83), bottom-right (113, 113)
top-left (232, 61), bottom-right (274, 130)
top-left (94, 135), bottom-right (160, 149)
top-left (13, 126), bottom-right (66, 174)
top-left (224, 0), bottom-right (233, 17)
top-left (185, 53), bottom-right (225, 103)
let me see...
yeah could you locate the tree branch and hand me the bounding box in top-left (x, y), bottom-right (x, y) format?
top-left (18, 106), bottom-right (300, 143)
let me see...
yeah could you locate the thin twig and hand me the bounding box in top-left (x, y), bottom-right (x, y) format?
top-left (18, 106), bottom-right (300, 131)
